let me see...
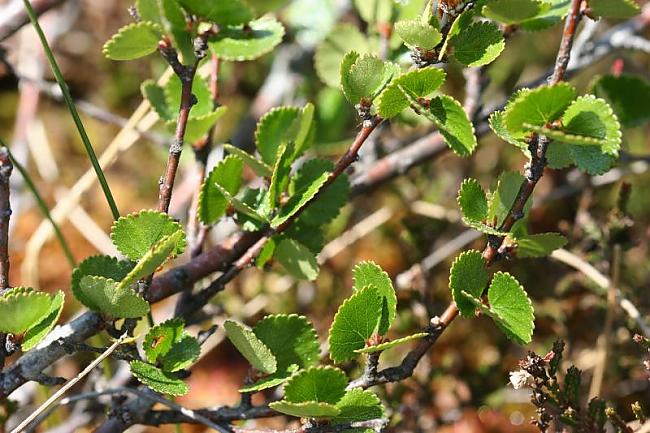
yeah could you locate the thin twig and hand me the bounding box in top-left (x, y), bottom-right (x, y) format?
top-left (550, 248), bottom-right (649, 336)
top-left (0, 147), bottom-right (12, 291)
top-left (9, 335), bottom-right (127, 433)
top-left (589, 244), bottom-right (621, 398)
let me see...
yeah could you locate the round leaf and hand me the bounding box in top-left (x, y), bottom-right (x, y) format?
top-left (209, 18), bottom-right (285, 61)
top-left (102, 22), bottom-right (162, 61)
top-left (110, 210), bottom-right (186, 261)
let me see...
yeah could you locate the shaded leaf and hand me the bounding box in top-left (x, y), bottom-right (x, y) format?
top-left (283, 366), bottom-right (348, 404)
top-left (209, 18), bottom-right (285, 61)
top-left (22, 291), bottom-right (65, 351)
top-left (275, 238), bottom-right (320, 281)
top-left (130, 360), bottom-right (189, 396)
top-left (78, 275), bottom-right (149, 318)
top-left (198, 155), bottom-right (244, 225)
top-left (178, 0), bottom-right (253, 26)
top-left (376, 67), bottom-right (446, 118)
top-left (224, 320), bottom-right (277, 374)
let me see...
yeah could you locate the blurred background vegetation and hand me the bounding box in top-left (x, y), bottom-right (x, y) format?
top-left (0, 0), bottom-right (649, 431)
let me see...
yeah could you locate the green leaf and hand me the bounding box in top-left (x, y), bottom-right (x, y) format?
top-left (283, 366), bottom-right (348, 404)
top-left (215, 183), bottom-right (268, 223)
top-left (457, 178), bottom-right (488, 223)
top-left (223, 144), bottom-right (272, 177)
top-left (71, 255), bottom-right (134, 309)
top-left (284, 224), bottom-right (325, 255)
top-left (352, 261), bottom-right (396, 336)
top-left (118, 231), bottom-right (185, 289)
top-left (546, 138), bottom-right (615, 175)
top-left (341, 53), bottom-right (398, 105)
top-left (488, 171), bottom-right (530, 226)
top-left (78, 275), bottom-right (150, 318)
top-left (269, 401), bottom-right (341, 418)
top-left (592, 74), bottom-right (650, 127)
top-left (354, 0), bottom-right (394, 24)
top-left (111, 210), bottom-right (186, 261)
top-left (355, 332), bottom-right (429, 354)
top-left (208, 17), bottom-right (285, 61)
top-left (394, 20), bottom-right (442, 50)
top-left (486, 272), bottom-right (535, 345)
top-left (289, 159), bottom-right (349, 227)
top-left (590, 0), bottom-right (640, 18)
top-left (136, 0), bottom-right (162, 23)
top-left (142, 80), bottom-right (173, 121)
top-left (503, 84), bottom-right (576, 133)
top-left (235, 188), bottom-right (273, 231)
top-left (482, 0), bottom-right (551, 24)
top-left (223, 320), bottom-right (277, 374)
top-left (143, 318), bottom-right (200, 372)
top-left (21, 291), bottom-right (65, 351)
top-left (161, 335), bottom-right (201, 372)
top-left (449, 250), bottom-right (488, 317)
top-left (102, 22), bottom-right (161, 61)
top-left (144, 318), bottom-right (185, 364)
top-left (558, 95), bottom-right (622, 156)
top-left (414, 94), bottom-right (477, 156)
top-left (198, 155), bottom-right (244, 225)
top-left (438, 7), bottom-right (475, 60)
top-left (130, 360), bottom-right (189, 396)
top-left (520, 0), bottom-right (571, 31)
top-left (255, 106), bottom-right (301, 165)
top-left (178, 0), bottom-right (254, 26)
top-left (489, 111), bottom-right (530, 157)
top-left (515, 233), bottom-right (567, 258)
top-left (376, 67), bottom-right (446, 118)
top-left (328, 286), bottom-right (382, 362)
top-left (315, 24), bottom-right (374, 88)
top-left (268, 141), bottom-right (295, 209)
top-left (272, 169), bottom-right (329, 229)
top-left (275, 238), bottom-right (320, 281)
top-left (450, 21), bottom-right (505, 67)
top-left (246, 0), bottom-right (291, 14)
top-left (160, 0), bottom-right (194, 64)
top-left (241, 314), bottom-right (320, 392)
top-left (0, 289), bottom-right (53, 334)
top-left (332, 388), bottom-right (385, 425)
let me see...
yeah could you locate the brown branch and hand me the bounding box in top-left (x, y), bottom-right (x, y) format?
top-left (0, 147), bottom-right (12, 292)
top-left (157, 46), bottom-right (197, 214)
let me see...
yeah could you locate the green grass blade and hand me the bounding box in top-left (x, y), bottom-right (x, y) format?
top-left (2, 143), bottom-right (76, 267)
top-left (23, 0), bottom-right (120, 220)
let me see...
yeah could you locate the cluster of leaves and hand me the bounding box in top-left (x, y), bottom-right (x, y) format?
top-left (197, 102), bottom-right (350, 281)
top-left (72, 210), bottom-right (185, 319)
top-left (224, 262), bottom-right (423, 420)
top-left (103, 0), bottom-right (287, 140)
